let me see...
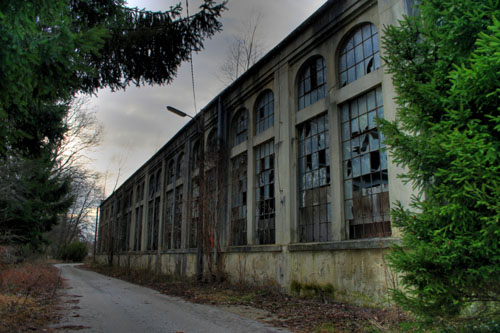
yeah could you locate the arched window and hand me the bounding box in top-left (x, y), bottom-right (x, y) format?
top-left (167, 160), bottom-right (175, 185)
top-left (206, 128), bottom-right (218, 154)
top-left (298, 56), bottom-right (327, 111)
top-left (176, 152), bottom-right (184, 179)
top-left (339, 23), bottom-right (380, 87)
top-left (232, 109), bottom-right (248, 147)
top-left (148, 174), bottom-right (155, 199)
top-left (255, 90), bottom-right (274, 134)
top-left (155, 169), bottom-right (161, 192)
top-left (191, 140), bottom-right (200, 170)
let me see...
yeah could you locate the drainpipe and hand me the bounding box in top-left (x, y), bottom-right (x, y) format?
top-left (214, 96), bottom-right (223, 269)
top-left (93, 206), bottom-right (99, 263)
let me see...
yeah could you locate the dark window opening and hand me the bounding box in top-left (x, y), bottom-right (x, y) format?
top-left (255, 141), bottom-right (275, 244)
top-left (231, 153), bottom-right (247, 246)
top-left (255, 90), bottom-right (274, 134)
top-left (298, 113), bottom-right (331, 243)
top-left (233, 110), bottom-right (248, 147)
top-left (298, 56), bottom-right (327, 111)
top-left (341, 87), bottom-right (391, 239)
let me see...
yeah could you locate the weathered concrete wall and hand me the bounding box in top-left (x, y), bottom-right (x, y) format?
top-left (159, 253), bottom-right (197, 278)
top-left (287, 249), bottom-right (390, 306)
top-left (96, 243), bottom-right (394, 307)
top-left (223, 249), bottom-right (284, 287)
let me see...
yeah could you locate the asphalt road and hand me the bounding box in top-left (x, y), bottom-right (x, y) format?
top-left (54, 264), bottom-right (287, 333)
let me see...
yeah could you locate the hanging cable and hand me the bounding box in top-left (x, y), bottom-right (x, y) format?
top-left (186, 0), bottom-right (198, 115)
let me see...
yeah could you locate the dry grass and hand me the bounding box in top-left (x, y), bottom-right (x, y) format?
top-left (0, 261), bottom-right (62, 332)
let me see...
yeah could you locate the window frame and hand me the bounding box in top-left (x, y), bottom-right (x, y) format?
top-left (298, 56), bottom-right (327, 111)
top-left (338, 23), bottom-right (380, 87)
top-left (232, 109), bottom-right (248, 147)
top-left (230, 153), bottom-right (248, 246)
top-left (255, 140), bottom-right (275, 245)
top-left (297, 113), bottom-right (332, 243)
top-left (340, 86), bottom-right (391, 239)
top-left (255, 90), bottom-right (274, 134)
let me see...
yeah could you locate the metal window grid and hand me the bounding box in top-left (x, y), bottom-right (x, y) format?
top-left (340, 86), bottom-right (391, 239)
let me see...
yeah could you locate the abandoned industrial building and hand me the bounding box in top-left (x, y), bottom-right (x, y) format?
top-left (96, 0), bottom-right (415, 306)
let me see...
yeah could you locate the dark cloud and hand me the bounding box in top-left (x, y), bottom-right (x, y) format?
top-left (88, 0), bottom-right (326, 195)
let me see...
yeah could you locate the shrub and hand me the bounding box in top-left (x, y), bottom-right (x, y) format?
top-left (59, 241), bottom-right (87, 262)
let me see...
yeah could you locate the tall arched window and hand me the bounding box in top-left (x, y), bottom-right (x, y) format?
top-left (339, 23), bottom-right (380, 87)
top-left (232, 109), bottom-right (248, 147)
top-left (298, 56), bottom-right (327, 111)
top-left (176, 152), bottom-right (184, 179)
top-left (149, 174), bottom-right (155, 199)
top-left (167, 160), bottom-right (175, 185)
top-left (191, 140), bottom-right (200, 170)
top-left (255, 90), bottom-right (274, 134)
top-left (207, 128), bottom-right (218, 154)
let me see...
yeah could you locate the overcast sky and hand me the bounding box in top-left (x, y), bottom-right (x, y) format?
top-left (87, 0), bottom-right (327, 196)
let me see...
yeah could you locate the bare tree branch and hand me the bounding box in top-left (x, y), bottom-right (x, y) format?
top-left (219, 11), bottom-right (264, 85)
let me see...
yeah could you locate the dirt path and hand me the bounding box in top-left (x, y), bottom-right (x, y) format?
top-left (53, 264), bottom-right (288, 333)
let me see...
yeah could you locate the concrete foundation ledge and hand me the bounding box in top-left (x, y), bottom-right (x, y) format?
top-left (223, 245), bottom-right (283, 253)
top-left (288, 238), bottom-right (400, 252)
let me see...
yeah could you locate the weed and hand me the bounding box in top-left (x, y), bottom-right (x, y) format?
top-left (0, 262), bottom-right (62, 332)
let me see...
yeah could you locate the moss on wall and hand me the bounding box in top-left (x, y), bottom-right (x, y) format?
top-left (290, 280), bottom-right (335, 300)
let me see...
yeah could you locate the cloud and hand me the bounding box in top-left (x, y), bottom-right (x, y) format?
top-left (88, 0), bottom-right (327, 196)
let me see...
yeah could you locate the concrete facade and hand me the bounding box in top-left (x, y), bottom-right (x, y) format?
top-left (97, 0), bottom-right (414, 307)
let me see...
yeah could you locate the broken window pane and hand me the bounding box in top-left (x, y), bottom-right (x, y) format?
top-left (359, 114), bottom-right (368, 133)
top-left (339, 23), bottom-right (380, 86)
top-left (231, 153), bottom-right (247, 246)
top-left (368, 111), bottom-right (377, 129)
top-left (340, 88), bottom-right (391, 239)
top-left (362, 154), bottom-right (371, 175)
top-left (255, 141), bottom-right (275, 244)
top-left (369, 131), bottom-right (379, 151)
top-left (297, 113), bottom-right (331, 242)
top-left (298, 56), bottom-right (327, 111)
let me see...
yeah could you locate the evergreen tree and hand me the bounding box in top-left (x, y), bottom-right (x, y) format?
top-left (0, 0), bottom-right (225, 247)
top-left (381, 0), bottom-right (500, 327)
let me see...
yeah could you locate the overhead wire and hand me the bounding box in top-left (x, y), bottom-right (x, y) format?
top-left (186, 0), bottom-right (198, 115)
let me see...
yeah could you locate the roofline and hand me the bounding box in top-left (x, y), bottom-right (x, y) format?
top-left (100, 1), bottom-right (335, 206)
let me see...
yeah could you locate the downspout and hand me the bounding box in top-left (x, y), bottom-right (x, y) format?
top-left (93, 205), bottom-right (99, 263)
top-left (214, 96), bottom-right (222, 268)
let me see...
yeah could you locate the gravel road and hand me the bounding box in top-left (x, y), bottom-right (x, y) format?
top-left (54, 264), bottom-right (287, 333)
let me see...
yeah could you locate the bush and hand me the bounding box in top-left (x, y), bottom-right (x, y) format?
top-left (58, 241), bottom-right (87, 262)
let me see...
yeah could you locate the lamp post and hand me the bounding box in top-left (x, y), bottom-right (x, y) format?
top-left (166, 106), bottom-right (194, 119)
top-left (166, 106), bottom-right (204, 281)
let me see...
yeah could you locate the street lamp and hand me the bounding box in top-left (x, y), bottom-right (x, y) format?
top-left (166, 106), bottom-right (194, 119)
top-left (166, 105), bottom-right (204, 281)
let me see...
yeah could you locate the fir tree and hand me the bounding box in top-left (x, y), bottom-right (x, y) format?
top-left (381, 0), bottom-right (500, 327)
top-left (0, 0), bottom-right (225, 247)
